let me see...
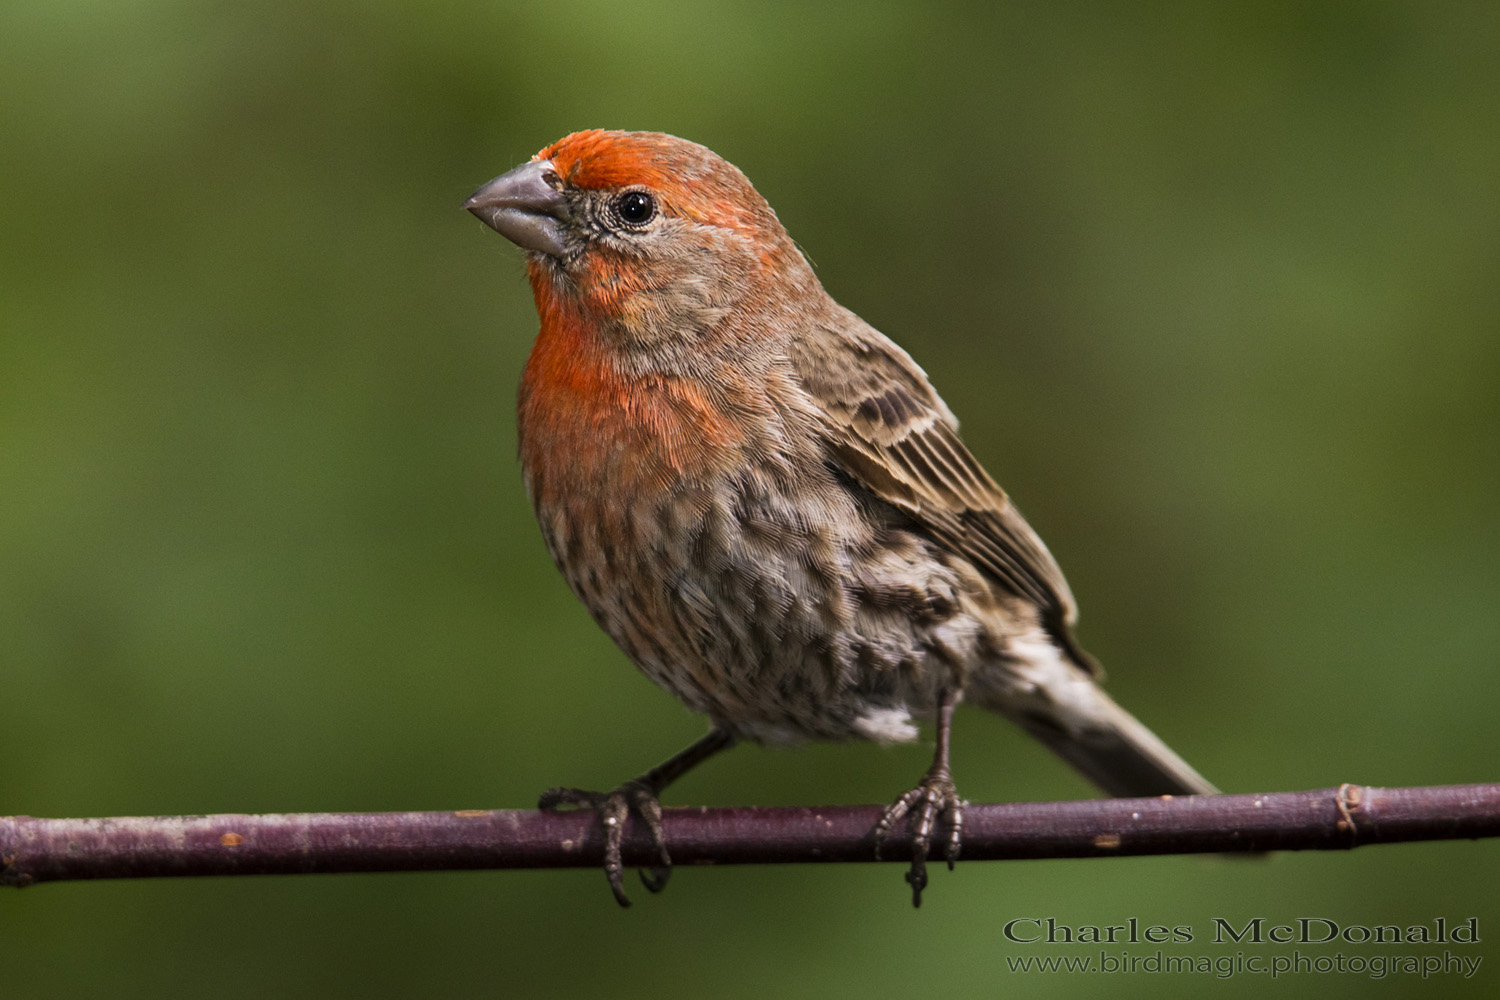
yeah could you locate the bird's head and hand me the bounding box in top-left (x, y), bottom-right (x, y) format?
top-left (465, 130), bottom-right (818, 362)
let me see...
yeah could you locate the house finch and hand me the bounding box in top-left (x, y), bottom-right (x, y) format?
top-left (465, 130), bottom-right (1218, 907)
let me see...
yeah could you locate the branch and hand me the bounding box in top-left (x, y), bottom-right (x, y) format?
top-left (4, 783), bottom-right (1497, 887)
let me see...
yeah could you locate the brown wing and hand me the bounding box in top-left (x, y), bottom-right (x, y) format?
top-left (790, 308), bottom-right (1083, 637)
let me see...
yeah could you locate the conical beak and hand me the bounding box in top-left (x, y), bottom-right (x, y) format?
top-left (463, 159), bottom-right (568, 257)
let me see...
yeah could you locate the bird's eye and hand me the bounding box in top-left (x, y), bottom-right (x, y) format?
top-left (614, 190), bottom-right (656, 227)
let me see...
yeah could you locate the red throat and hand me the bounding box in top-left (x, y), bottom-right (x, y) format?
top-left (518, 267), bottom-right (747, 505)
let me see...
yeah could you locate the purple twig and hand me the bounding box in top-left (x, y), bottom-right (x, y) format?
top-left (4, 783), bottom-right (1497, 887)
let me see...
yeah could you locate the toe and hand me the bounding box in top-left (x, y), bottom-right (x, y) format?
top-left (599, 794), bottom-right (633, 907)
top-left (944, 798), bottom-right (965, 868)
top-left (873, 788), bottom-right (924, 859)
top-left (538, 786), bottom-right (602, 811)
top-left (626, 784), bottom-right (672, 869)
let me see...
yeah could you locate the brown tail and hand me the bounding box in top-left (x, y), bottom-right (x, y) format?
top-left (1007, 684), bottom-right (1219, 798)
top-left (971, 640), bottom-right (1219, 798)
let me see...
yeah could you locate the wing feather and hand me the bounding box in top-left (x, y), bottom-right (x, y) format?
top-left (791, 310), bottom-right (1081, 634)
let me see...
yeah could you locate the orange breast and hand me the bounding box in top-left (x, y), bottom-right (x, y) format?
top-left (517, 281), bottom-right (746, 506)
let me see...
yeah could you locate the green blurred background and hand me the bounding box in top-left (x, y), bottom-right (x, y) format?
top-left (3, 1), bottom-right (1498, 996)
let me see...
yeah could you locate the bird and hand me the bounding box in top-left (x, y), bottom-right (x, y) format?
top-left (464, 129), bottom-right (1218, 907)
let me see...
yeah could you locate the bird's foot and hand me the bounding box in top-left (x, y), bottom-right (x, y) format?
top-left (873, 767), bottom-right (965, 907)
top-left (538, 780), bottom-right (672, 907)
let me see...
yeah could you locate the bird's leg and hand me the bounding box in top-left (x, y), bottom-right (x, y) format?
top-left (539, 726), bottom-right (735, 907)
top-left (873, 687), bottom-right (965, 907)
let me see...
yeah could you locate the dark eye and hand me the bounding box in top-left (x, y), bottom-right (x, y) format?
top-left (614, 190), bottom-right (656, 227)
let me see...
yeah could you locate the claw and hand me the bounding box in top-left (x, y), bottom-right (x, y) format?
top-left (874, 770), bottom-right (965, 907)
top-left (539, 779), bottom-right (671, 907)
top-left (538, 730), bottom-right (733, 907)
top-left (639, 865), bottom-right (671, 894)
